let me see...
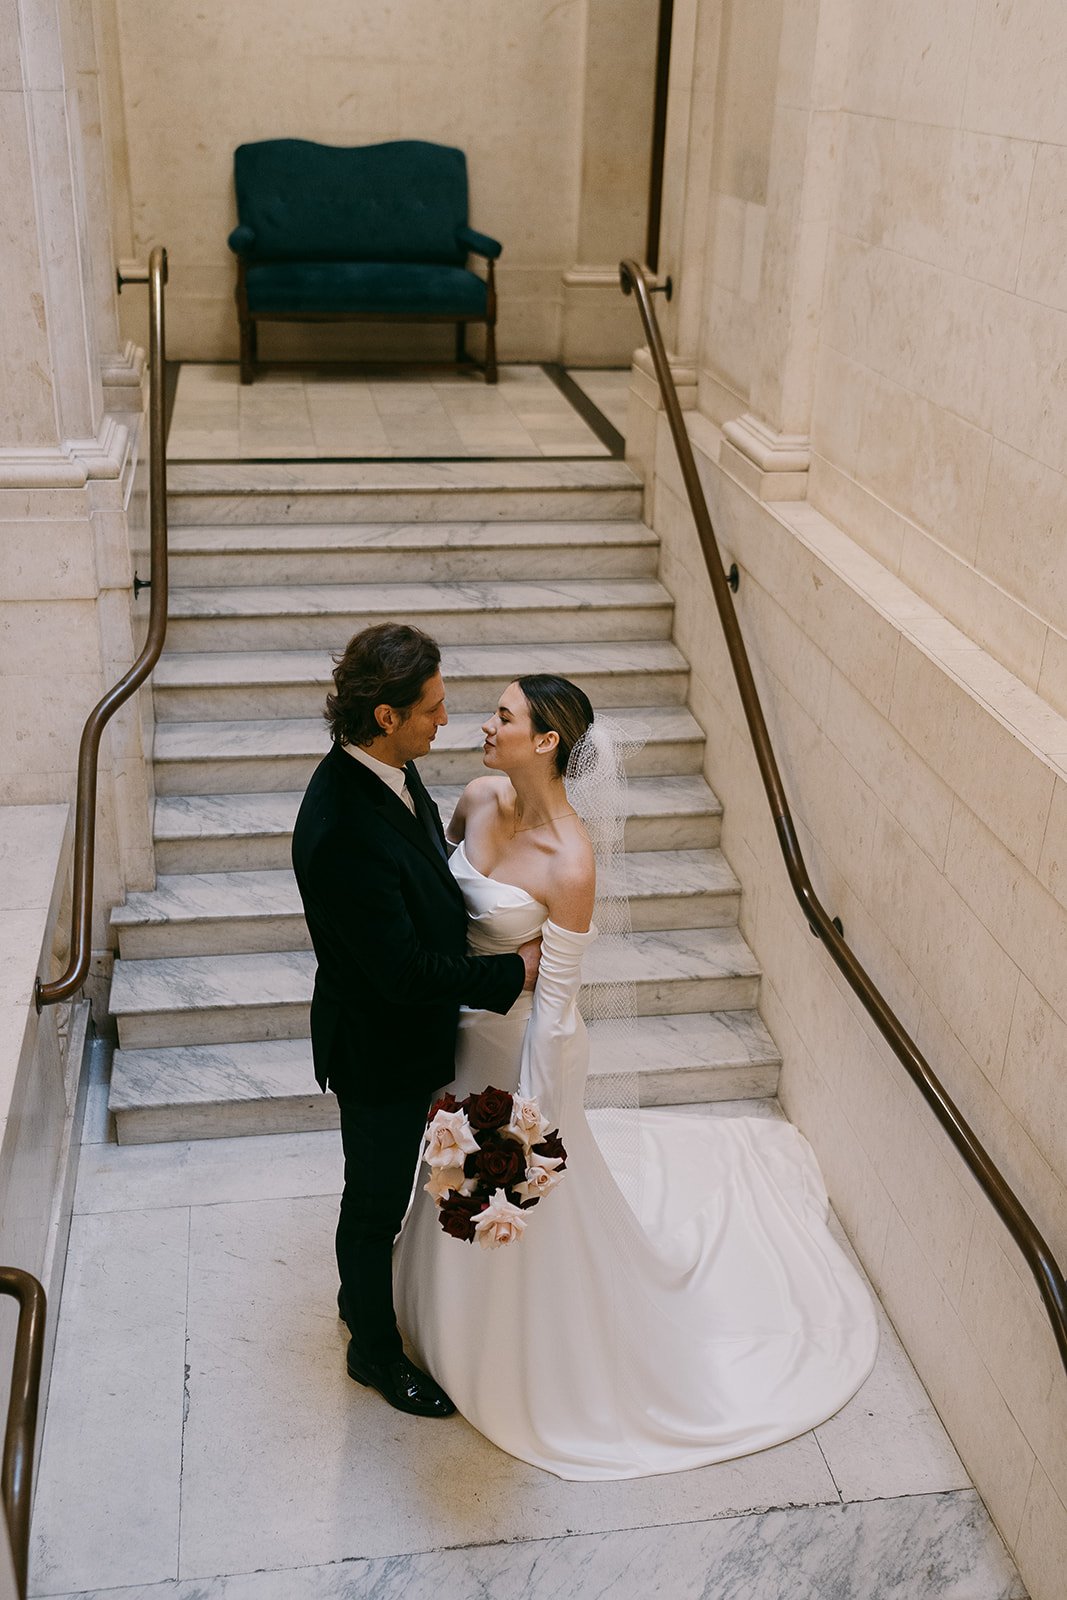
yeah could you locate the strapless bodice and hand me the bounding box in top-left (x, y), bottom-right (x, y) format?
top-left (449, 839), bottom-right (548, 954)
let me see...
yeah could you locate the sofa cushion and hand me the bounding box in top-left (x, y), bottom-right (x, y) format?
top-left (245, 261), bottom-right (488, 317)
top-left (233, 139), bottom-right (469, 265)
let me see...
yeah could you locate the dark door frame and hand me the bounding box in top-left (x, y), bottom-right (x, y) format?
top-left (645, 0), bottom-right (674, 273)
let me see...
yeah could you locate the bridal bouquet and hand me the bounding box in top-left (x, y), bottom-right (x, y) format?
top-left (422, 1087), bottom-right (567, 1248)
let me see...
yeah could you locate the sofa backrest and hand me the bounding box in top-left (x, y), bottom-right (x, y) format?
top-left (233, 139), bottom-right (469, 264)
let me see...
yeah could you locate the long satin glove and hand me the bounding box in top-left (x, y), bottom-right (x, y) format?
top-left (517, 919), bottom-right (596, 1123)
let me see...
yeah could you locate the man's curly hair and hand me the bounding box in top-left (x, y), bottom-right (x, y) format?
top-left (325, 623), bottom-right (441, 747)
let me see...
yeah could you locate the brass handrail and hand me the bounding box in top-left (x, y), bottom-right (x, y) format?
top-left (619, 257), bottom-right (1067, 1379)
top-left (36, 246), bottom-right (169, 1010)
top-left (0, 1269), bottom-right (45, 1597)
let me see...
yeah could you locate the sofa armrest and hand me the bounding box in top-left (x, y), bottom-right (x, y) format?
top-left (457, 225), bottom-right (502, 261)
top-left (227, 224), bottom-right (256, 256)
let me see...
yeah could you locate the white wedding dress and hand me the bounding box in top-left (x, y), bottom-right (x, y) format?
top-left (393, 841), bottom-right (878, 1480)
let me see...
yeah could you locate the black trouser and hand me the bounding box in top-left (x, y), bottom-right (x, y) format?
top-left (334, 1088), bottom-right (430, 1365)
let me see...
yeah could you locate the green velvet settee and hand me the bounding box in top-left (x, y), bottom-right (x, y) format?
top-left (227, 138), bottom-right (502, 383)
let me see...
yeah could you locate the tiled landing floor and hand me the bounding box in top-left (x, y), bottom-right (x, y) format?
top-left (165, 364), bottom-right (617, 461)
top-left (29, 1064), bottom-right (1026, 1600)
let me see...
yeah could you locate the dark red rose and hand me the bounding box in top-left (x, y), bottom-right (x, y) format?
top-left (438, 1194), bottom-right (481, 1242)
top-left (428, 1091), bottom-right (460, 1122)
top-left (463, 1150), bottom-right (481, 1178)
top-left (511, 1192), bottom-right (540, 1210)
top-left (474, 1143), bottom-right (525, 1188)
top-left (533, 1130), bottom-right (567, 1170)
top-left (466, 1087), bottom-right (514, 1131)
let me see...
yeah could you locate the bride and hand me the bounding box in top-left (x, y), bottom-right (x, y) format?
top-left (394, 674), bottom-right (878, 1480)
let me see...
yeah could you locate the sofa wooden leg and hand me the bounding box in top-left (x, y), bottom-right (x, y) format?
top-left (239, 316), bottom-right (255, 385)
top-left (455, 322), bottom-right (467, 365)
top-left (484, 321), bottom-right (498, 385)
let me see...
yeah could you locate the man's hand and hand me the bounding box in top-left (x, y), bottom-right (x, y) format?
top-left (518, 936), bottom-right (542, 992)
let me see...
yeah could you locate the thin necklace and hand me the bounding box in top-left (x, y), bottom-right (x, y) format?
top-left (512, 809), bottom-right (576, 835)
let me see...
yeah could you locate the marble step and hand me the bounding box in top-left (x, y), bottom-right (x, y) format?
top-left (152, 705), bottom-right (704, 795)
top-left (111, 850), bottom-right (741, 959)
top-left (152, 640), bottom-right (690, 723)
top-left (168, 520), bottom-right (659, 587)
top-left (108, 1013), bottom-right (781, 1144)
top-left (165, 577), bottom-right (673, 652)
top-left (166, 459), bottom-right (643, 526)
top-left (154, 775), bottom-right (724, 873)
top-left (109, 928), bottom-right (763, 1050)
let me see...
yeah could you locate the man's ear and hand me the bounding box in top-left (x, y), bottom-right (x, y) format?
top-left (373, 703), bottom-right (396, 736)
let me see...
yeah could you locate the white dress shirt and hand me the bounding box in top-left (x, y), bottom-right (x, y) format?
top-left (344, 743), bottom-right (416, 814)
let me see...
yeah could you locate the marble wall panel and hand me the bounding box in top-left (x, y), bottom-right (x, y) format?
top-left (648, 416), bottom-right (1067, 1594)
top-left (889, 639), bottom-right (1056, 871)
top-left (797, 0), bottom-right (1067, 689)
top-left (880, 1207), bottom-right (1036, 1549)
top-left (1017, 144), bottom-right (1067, 314)
top-left (975, 445), bottom-right (1067, 644)
top-left (0, 519), bottom-right (98, 600)
top-left (846, 0), bottom-right (978, 128)
top-left (1016, 1465), bottom-right (1067, 1600)
top-left (853, 373), bottom-right (992, 567)
top-left (0, 90), bottom-right (61, 446)
top-left (964, 0), bottom-right (1067, 145)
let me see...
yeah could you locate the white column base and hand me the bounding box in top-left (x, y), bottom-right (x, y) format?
top-left (719, 413), bottom-right (810, 501)
top-left (101, 342), bottom-right (147, 416)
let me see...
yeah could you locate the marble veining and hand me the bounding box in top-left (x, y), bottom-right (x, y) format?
top-left (167, 458), bottom-right (639, 493)
top-left (113, 871), bottom-right (302, 927)
top-left (35, 1494), bottom-right (1026, 1600)
top-left (109, 928), bottom-right (757, 1022)
top-left (151, 776), bottom-right (719, 851)
top-left (169, 518), bottom-right (654, 553)
top-left (167, 577), bottom-right (670, 619)
top-left (588, 1009), bottom-right (780, 1075)
top-left (153, 706), bottom-right (701, 764)
top-left (154, 792), bottom-right (305, 841)
top-left (154, 638), bottom-right (686, 691)
top-left (110, 1038), bottom-right (315, 1110)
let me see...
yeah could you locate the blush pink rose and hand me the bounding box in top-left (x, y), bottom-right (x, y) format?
top-left (507, 1096), bottom-right (550, 1145)
top-left (515, 1151), bottom-right (564, 1201)
top-left (425, 1108), bottom-right (480, 1168)
top-left (424, 1164), bottom-right (466, 1202)
top-left (473, 1189), bottom-right (528, 1250)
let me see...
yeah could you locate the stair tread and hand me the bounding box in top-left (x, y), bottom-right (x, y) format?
top-left (110, 1011), bottom-right (780, 1112)
top-left (168, 459), bottom-right (641, 494)
top-left (154, 639), bottom-right (689, 690)
top-left (169, 520), bottom-right (656, 553)
top-left (168, 577), bottom-right (670, 620)
top-left (153, 705), bottom-right (702, 763)
top-left (154, 775), bottom-right (723, 843)
top-left (109, 928), bottom-right (762, 1017)
top-left (112, 850), bottom-right (740, 929)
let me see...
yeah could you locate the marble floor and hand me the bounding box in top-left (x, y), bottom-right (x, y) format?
top-left (165, 364), bottom-right (620, 461)
top-left (28, 1046), bottom-right (1026, 1600)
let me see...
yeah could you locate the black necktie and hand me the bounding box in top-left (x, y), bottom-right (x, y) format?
top-left (407, 766), bottom-right (447, 858)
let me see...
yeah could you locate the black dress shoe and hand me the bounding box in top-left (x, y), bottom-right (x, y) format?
top-left (346, 1342), bottom-right (456, 1418)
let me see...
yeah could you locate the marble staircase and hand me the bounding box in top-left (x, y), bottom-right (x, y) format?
top-left (108, 460), bottom-right (781, 1142)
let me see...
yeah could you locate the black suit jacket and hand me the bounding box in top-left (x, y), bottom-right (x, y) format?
top-left (291, 741), bottom-right (525, 1103)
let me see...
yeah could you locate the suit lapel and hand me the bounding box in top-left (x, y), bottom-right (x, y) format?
top-left (334, 744), bottom-right (458, 891)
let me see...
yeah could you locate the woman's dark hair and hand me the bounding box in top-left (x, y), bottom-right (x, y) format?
top-left (326, 623), bottom-right (441, 746)
top-left (517, 674), bottom-right (594, 777)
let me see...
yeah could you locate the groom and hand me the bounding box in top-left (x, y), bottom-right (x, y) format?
top-left (292, 622), bottom-right (539, 1417)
